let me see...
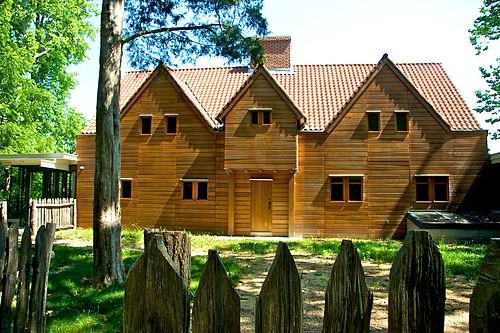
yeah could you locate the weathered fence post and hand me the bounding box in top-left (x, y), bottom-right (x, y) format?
top-left (0, 223), bottom-right (6, 287)
top-left (29, 200), bottom-right (36, 234)
top-left (0, 223), bottom-right (19, 333)
top-left (14, 226), bottom-right (32, 333)
top-left (0, 201), bottom-right (7, 226)
top-left (192, 249), bottom-right (240, 333)
top-left (388, 230), bottom-right (445, 333)
top-left (469, 238), bottom-right (500, 333)
top-left (28, 223), bottom-right (56, 333)
top-left (322, 239), bottom-right (373, 333)
top-left (144, 229), bottom-right (191, 290)
top-left (255, 241), bottom-right (303, 333)
top-left (124, 235), bottom-right (190, 333)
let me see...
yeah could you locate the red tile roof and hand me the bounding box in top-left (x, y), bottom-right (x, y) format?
top-left (82, 59), bottom-right (481, 134)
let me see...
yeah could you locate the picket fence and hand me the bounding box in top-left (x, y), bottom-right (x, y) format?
top-left (29, 198), bottom-right (77, 232)
top-left (0, 222), bottom-right (56, 333)
top-left (124, 230), bottom-right (500, 333)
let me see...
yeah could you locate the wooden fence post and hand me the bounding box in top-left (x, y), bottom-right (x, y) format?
top-left (0, 223), bottom-right (6, 288)
top-left (144, 229), bottom-right (191, 290)
top-left (388, 230), bottom-right (445, 333)
top-left (29, 200), bottom-right (36, 235)
top-left (469, 238), bottom-right (500, 333)
top-left (14, 226), bottom-right (32, 333)
top-left (0, 223), bottom-right (19, 333)
top-left (28, 223), bottom-right (56, 333)
top-left (124, 235), bottom-right (189, 333)
top-left (255, 241), bottom-right (303, 333)
top-left (0, 201), bottom-right (7, 226)
top-left (192, 249), bottom-right (240, 333)
top-left (322, 239), bottom-right (373, 333)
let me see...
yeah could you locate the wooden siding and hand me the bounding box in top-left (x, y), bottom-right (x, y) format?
top-left (77, 72), bottom-right (227, 233)
top-left (76, 64), bottom-right (489, 238)
top-left (233, 171), bottom-right (290, 236)
top-left (294, 65), bottom-right (488, 238)
top-left (75, 134), bottom-right (95, 228)
top-left (224, 74), bottom-right (298, 171)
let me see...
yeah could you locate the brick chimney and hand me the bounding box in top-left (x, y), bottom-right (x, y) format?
top-left (259, 36), bottom-right (291, 71)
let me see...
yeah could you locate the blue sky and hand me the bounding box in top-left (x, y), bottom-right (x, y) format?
top-left (70, 0), bottom-right (499, 153)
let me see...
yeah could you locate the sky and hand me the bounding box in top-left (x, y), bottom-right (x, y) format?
top-left (70, 0), bottom-right (500, 153)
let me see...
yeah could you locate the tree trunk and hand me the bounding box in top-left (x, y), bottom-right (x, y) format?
top-left (91, 0), bottom-right (125, 287)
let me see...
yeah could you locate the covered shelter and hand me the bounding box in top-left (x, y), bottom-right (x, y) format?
top-left (0, 153), bottom-right (78, 224)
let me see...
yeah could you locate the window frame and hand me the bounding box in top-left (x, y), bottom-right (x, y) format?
top-left (140, 114), bottom-right (153, 135)
top-left (164, 113), bottom-right (178, 134)
top-left (366, 110), bottom-right (381, 132)
top-left (330, 174), bottom-right (364, 202)
top-left (415, 174), bottom-right (449, 203)
top-left (181, 179), bottom-right (209, 201)
top-left (121, 178), bottom-right (133, 199)
top-left (249, 108), bottom-right (272, 126)
top-left (395, 110), bottom-right (409, 132)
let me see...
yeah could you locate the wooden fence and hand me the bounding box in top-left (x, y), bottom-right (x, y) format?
top-left (29, 198), bottom-right (77, 232)
top-left (0, 223), bottom-right (56, 333)
top-left (124, 230), bottom-right (500, 332)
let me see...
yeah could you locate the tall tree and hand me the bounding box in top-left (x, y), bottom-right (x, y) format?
top-left (93, 0), bottom-right (267, 287)
top-left (470, 0), bottom-right (500, 139)
top-left (0, 0), bottom-right (95, 154)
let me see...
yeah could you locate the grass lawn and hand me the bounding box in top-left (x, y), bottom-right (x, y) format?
top-left (46, 229), bottom-right (487, 332)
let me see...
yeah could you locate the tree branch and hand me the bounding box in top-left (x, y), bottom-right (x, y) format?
top-left (122, 24), bottom-right (221, 44)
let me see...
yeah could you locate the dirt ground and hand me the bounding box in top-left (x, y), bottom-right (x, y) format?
top-left (214, 251), bottom-right (473, 333)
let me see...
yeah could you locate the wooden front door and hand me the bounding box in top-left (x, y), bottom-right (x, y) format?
top-left (251, 180), bottom-right (272, 232)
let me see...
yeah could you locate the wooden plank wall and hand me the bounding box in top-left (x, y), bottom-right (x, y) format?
top-left (233, 171), bottom-right (290, 236)
top-left (224, 74), bottom-right (298, 171)
top-left (76, 65), bottom-right (489, 237)
top-left (294, 65), bottom-right (489, 238)
top-left (75, 134), bottom-right (95, 228)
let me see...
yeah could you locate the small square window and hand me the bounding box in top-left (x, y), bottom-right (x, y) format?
top-left (182, 180), bottom-right (208, 200)
top-left (415, 175), bottom-right (449, 202)
top-left (396, 112), bottom-right (409, 131)
top-left (367, 112), bottom-right (380, 131)
top-left (121, 179), bottom-right (132, 199)
top-left (330, 176), bottom-right (363, 202)
top-left (249, 109), bottom-right (272, 125)
top-left (141, 116), bottom-right (152, 134)
top-left (166, 116), bottom-right (177, 134)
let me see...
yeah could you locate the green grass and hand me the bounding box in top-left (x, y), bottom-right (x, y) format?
top-left (47, 229), bottom-right (487, 332)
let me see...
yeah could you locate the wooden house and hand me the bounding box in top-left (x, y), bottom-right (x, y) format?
top-left (76, 37), bottom-right (489, 238)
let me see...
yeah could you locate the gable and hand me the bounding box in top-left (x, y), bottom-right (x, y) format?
top-left (120, 66), bottom-right (219, 132)
top-left (325, 56), bottom-right (453, 134)
top-left (218, 66), bottom-right (305, 124)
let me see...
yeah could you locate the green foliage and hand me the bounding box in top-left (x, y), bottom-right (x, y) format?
top-left (123, 0), bottom-right (268, 69)
top-left (470, 0), bottom-right (500, 139)
top-left (0, 0), bottom-right (95, 154)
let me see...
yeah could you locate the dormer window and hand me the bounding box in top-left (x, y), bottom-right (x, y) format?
top-left (395, 110), bottom-right (409, 132)
top-left (140, 114), bottom-right (152, 134)
top-left (164, 114), bottom-right (178, 134)
top-left (249, 108), bottom-right (272, 125)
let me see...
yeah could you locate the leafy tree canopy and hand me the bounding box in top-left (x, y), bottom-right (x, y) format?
top-left (470, 0), bottom-right (500, 139)
top-left (0, 0), bottom-right (96, 154)
top-left (123, 0), bottom-right (268, 69)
